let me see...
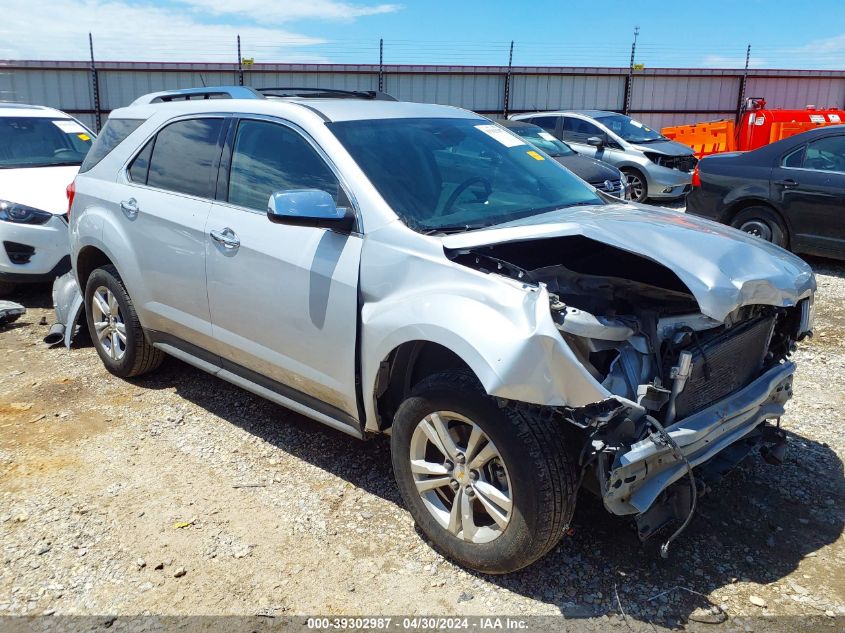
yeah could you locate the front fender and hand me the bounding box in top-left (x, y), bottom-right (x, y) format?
top-left (360, 281), bottom-right (612, 432)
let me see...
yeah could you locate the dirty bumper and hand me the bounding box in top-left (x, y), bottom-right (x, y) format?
top-left (604, 361), bottom-right (795, 517)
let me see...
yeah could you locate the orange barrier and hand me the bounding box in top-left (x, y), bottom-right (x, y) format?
top-left (768, 121), bottom-right (838, 143)
top-left (661, 120), bottom-right (736, 158)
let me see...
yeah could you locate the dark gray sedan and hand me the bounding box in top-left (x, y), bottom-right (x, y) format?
top-left (499, 120), bottom-right (629, 200)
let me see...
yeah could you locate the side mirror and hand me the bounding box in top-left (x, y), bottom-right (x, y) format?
top-left (267, 189), bottom-right (355, 232)
top-left (586, 136), bottom-right (604, 147)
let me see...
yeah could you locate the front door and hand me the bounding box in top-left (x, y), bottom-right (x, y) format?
top-left (204, 118), bottom-right (363, 420)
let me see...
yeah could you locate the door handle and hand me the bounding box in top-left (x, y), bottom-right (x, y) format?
top-left (120, 198), bottom-right (139, 218)
top-left (774, 178), bottom-right (798, 188)
top-left (210, 227), bottom-right (240, 249)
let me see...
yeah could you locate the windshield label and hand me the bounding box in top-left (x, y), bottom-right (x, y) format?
top-left (526, 150), bottom-right (545, 161)
top-left (538, 131), bottom-right (557, 141)
top-left (630, 120), bottom-right (643, 128)
top-left (476, 124), bottom-right (525, 148)
top-left (52, 120), bottom-right (86, 134)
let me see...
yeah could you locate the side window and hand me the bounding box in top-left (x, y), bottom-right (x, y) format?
top-left (526, 116), bottom-right (560, 136)
top-left (128, 138), bottom-right (154, 183)
top-left (146, 118), bottom-right (224, 198)
top-left (803, 136), bottom-right (845, 173)
top-left (782, 146), bottom-right (805, 169)
top-left (563, 117), bottom-right (604, 143)
top-left (79, 118), bottom-right (142, 173)
top-left (227, 119), bottom-right (340, 212)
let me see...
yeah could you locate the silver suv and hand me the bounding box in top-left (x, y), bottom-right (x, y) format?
top-left (69, 86), bottom-right (815, 573)
top-left (510, 110), bottom-right (697, 202)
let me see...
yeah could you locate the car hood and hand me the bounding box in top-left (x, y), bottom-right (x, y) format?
top-left (628, 139), bottom-right (694, 157)
top-left (0, 165), bottom-right (80, 215)
top-left (553, 154), bottom-right (621, 184)
top-left (441, 203), bottom-right (815, 322)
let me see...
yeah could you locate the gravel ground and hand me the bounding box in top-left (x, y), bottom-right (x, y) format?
top-left (1, 249), bottom-right (843, 631)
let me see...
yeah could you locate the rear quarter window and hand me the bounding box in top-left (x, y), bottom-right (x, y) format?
top-left (79, 118), bottom-right (144, 173)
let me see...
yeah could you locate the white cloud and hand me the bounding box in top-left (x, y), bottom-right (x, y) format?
top-left (701, 54), bottom-right (768, 69)
top-left (179, 0), bottom-right (400, 23)
top-left (0, 0), bottom-right (395, 61)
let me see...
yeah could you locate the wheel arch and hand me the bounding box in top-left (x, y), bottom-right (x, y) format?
top-left (373, 340), bottom-right (480, 432)
top-left (723, 199), bottom-right (791, 248)
top-left (75, 245), bottom-right (115, 293)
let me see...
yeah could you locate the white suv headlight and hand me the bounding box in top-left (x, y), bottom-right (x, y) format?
top-left (0, 200), bottom-right (54, 225)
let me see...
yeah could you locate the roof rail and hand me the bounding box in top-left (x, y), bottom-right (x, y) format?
top-left (256, 87), bottom-right (397, 101)
top-left (131, 86), bottom-right (264, 105)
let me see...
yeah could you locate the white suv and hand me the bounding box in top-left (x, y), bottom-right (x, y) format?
top-left (68, 87), bottom-right (814, 573)
top-left (0, 103), bottom-right (94, 295)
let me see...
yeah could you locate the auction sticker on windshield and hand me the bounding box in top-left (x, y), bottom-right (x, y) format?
top-left (475, 124), bottom-right (525, 147)
top-left (52, 120), bottom-right (87, 134)
top-left (538, 131), bottom-right (557, 141)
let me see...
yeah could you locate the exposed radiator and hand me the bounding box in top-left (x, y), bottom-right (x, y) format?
top-left (674, 315), bottom-right (776, 419)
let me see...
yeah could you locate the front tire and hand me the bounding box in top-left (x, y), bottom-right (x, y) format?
top-left (621, 168), bottom-right (648, 203)
top-left (731, 206), bottom-right (788, 248)
top-left (391, 369), bottom-right (577, 574)
top-left (84, 265), bottom-right (164, 378)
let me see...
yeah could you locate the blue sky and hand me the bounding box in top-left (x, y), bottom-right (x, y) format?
top-left (1, 0), bottom-right (844, 69)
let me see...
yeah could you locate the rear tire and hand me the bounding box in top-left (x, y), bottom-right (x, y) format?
top-left (731, 206), bottom-right (787, 248)
top-left (85, 265), bottom-right (163, 378)
top-left (621, 168), bottom-right (648, 203)
top-left (391, 369), bottom-right (577, 574)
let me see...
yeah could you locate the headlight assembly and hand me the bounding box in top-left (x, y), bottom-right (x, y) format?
top-left (0, 200), bottom-right (54, 225)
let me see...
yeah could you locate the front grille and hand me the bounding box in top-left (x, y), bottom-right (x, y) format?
top-left (592, 179), bottom-right (624, 194)
top-left (674, 315), bottom-right (776, 419)
top-left (654, 155), bottom-right (698, 172)
top-left (3, 241), bottom-right (35, 265)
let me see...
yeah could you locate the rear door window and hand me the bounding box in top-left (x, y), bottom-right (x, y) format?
top-left (525, 116), bottom-right (560, 136)
top-left (226, 119), bottom-right (339, 212)
top-left (146, 118), bottom-right (225, 198)
top-left (79, 118), bottom-right (140, 172)
top-left (128, 138), bottom-right (154, 183)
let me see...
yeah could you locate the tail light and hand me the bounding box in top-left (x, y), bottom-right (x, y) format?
top-left (66, 180), bottom-right (76, 217)
top-left (691, 164), bottom-right (701, 188)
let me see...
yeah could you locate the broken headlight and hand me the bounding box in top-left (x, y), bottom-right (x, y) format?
top-left (798, 295), bottom-right (814, 339)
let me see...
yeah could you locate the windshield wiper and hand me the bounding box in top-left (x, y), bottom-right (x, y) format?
top-left (421, 223), bottom-right (488, 235)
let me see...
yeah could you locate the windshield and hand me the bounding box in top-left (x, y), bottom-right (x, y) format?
top-left (509, 125), bottom-right (575, 157)
top-left (329, 118), bottom-right (602, 232)
top-left (594, 114), bottom-right (665, 144)
top-left (0, 117), bottom-right (93, 168)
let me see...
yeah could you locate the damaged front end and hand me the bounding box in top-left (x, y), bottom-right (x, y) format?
top-left (448, 233), bottom-right (814, 553)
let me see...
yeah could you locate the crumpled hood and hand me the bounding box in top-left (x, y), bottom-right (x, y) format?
top-left (628, 139), bottom-right (694, 157)
top-left (0, 166), bottom-right (80, 214)
top-left (442, 203), bottom-right (815, 322)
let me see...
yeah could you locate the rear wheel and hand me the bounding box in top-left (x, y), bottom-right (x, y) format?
top-left (85, 265), bottom-right (164, 378)
top-left (391, 369), bottom-right (577, 574)
top-left (731, 206), bottom-right (787, 248)
top-left (621, 168), bottom-right (648, 203)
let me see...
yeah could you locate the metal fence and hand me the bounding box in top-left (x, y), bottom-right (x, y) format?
top-left (2, 58), bottom-right (844, 132)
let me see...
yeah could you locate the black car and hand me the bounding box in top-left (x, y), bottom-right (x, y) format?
top-left (687, 125), bottom-right (845, 260)
top-left (499, 120), bottom-right (629, 199)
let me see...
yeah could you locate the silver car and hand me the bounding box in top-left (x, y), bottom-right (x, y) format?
top-left (510, 110), bottom-right (696, 202)
top-left (68, 86), bottom-right (815, 573)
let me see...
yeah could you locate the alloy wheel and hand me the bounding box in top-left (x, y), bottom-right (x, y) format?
top-left (91, 285), bottom-right (127, 361)
top-left (625, 172), bottom-right (646, 201)
top-left (409, 411), bottom-right (512, 544)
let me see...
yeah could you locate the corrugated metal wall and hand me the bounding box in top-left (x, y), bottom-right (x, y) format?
top-left (1, 61), bottom-right (843, 132)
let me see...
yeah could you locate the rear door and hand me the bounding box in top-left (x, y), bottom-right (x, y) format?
top-left (772, 134), bottom-right (845, 257)
top-left (120, 116), bottom-right (227, 350)
top-left (204, 117), bottom-right (363, 423)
